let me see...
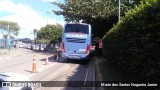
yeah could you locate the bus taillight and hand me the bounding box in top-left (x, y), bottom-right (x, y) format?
top-left (62, 43), bottom-right (66, 52)
top-left (85, 45), bottom-right (90, 54)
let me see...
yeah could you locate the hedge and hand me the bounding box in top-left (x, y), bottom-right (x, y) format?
top-left (103, 0), bottom-right (160, 81)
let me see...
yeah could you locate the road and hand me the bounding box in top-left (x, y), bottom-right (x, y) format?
top-left (0, 48), bottom-right (95, 90)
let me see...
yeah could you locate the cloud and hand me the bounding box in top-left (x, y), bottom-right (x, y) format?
top-left (0, 0), bottom-right (64, 39)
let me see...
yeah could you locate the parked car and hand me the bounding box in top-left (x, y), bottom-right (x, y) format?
top-left (19, 43), bottom-right (24, 48)
top-left (40, 44), bottom-right (46, 51)
top-left (31, 44), bottom-right (35, 50)
top-left (23, 43), bottom-right (27, 48)
top-left (27, 44), bottom-right (31, 49)
top-left (35, 44), bottom-right (39, 51)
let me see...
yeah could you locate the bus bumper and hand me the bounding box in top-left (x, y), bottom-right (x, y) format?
top-left (61, 52), bottom-right (90, 60)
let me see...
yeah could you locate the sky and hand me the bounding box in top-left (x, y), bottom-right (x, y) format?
top-left (0, 0), bottom-right (65, 39)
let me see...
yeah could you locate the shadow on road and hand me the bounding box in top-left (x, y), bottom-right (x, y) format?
top-left (24, 70), bottom-right (32, 73)
top-left (61, 57), bottom-right (94, 90)
top-left (39, 53), bottom-right (90, 65)
top-left (41, 57), bottom-right (94, 90)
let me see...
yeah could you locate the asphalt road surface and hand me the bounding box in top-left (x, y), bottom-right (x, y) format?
top-left (0, 48), bottom-right (95, 90)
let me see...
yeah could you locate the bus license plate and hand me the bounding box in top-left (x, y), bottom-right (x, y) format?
top-left (72, 55), bottom-right (77, 58)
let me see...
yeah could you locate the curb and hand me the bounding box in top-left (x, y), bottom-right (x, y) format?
top-left (92, 57), bottom-right (96, 90)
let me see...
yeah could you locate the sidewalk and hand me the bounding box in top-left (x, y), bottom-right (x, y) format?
top-left (94, 56), bottom-right (105, 90)
top-left (0, 49), bottom-right (20, 60)
top-left (95, 56), bottom-right (130, 90)
top-left (0, 49), bottom-right (11, 60)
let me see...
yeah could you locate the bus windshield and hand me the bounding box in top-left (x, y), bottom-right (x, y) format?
top-left (65, 24), bottom-right (89, 34)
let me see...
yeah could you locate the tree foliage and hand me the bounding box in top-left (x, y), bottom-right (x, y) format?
top-left (103, 0), bottom-right (160, 82)
top-left (0, 20), bottom-right (20, 39)
top-left (51, 0), bottom-right (140, 38)
top-left (52, 0), bottom-right (139, 21)
top-left (36, 24), bottom-right (63, 44)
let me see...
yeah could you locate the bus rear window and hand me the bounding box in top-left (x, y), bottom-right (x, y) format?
top-left (65, 24), bottom-right (89, 34)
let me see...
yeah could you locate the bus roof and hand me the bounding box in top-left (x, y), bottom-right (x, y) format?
top-left (66, 22), bottom-right (90, 26)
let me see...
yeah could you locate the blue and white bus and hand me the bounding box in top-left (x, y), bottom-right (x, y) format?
top-left (61, 23), bottom-right (92, 60)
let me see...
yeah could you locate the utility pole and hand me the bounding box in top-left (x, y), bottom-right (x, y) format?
top-left (118, 0), bottom-right (120, 23)
top-left (7, 23), bottom-right (10, 48)
top-left (7, 24), bottom-right (10, 40)
top-left (117, 0), bottom-right (135, 23)
top-left (46, 12), bottom-right (51, 25)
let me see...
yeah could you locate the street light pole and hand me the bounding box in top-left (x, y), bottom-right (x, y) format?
top-left (7, 23), bottom-right (10, 48)
top-left (118, 0), bottom-right (121, 23)
top-left (7, 24), bottom-right (10, 40)
top-left (46, 12), bottom-right (51, 25)
top-left (117, 0), bottom-right (134, 23)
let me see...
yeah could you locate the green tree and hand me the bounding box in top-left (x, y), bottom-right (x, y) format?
top-left (36, 24), bottom-right (63, 44)
top-left (0, 20), bottom-right (20, 38)
top-left (51, 0), bottom-right (140, 38)
top-left (103, 0), bottom-right (160, 82)
top-left (0, 20), bottom-right (20, 46)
